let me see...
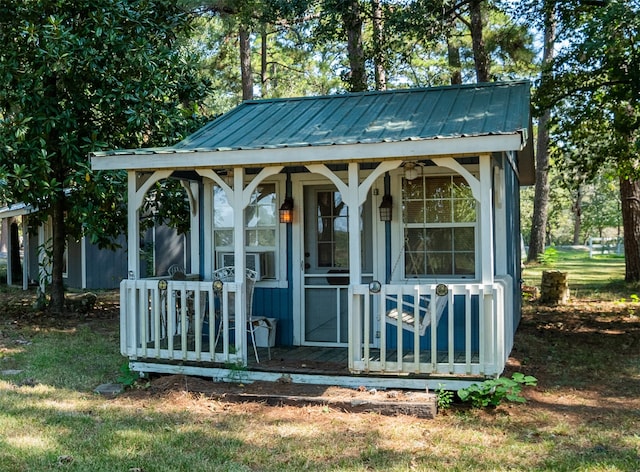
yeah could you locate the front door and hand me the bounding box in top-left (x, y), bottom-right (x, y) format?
top-left (299, 183), bottom-right (374, 346)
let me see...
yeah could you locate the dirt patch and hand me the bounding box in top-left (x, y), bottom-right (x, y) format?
top-left (124, 374), bottom-right (437, 418)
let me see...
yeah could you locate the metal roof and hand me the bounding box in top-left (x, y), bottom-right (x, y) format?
top-left (91, 81), bottom-right (533, 182)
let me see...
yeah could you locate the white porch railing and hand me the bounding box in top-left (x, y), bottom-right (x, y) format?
top-left (348, 276), bottom-right (513, 377)
top-left (120, 276), bottom-right (514, 379)
top-left (119, 278), bottom-right (247, 364)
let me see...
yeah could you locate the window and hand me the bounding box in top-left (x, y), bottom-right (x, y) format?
top-left (213, 183), bottom-right (278, 280)
top-left (402, 175), bottom-right (477, 277)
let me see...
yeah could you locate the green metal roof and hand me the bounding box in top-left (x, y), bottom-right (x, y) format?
top-left (95, 81), bottom-right (531, 155)
top-left (91, 81), bottom-right (534, 183)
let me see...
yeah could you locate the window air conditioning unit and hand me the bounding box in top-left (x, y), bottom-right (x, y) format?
top-left (220, 253), bottom-right (262, 280)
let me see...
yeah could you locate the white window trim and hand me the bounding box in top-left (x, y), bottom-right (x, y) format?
top-left (389, 165), bottom-right (481, 283)
top-left (212, 174), bottom-right (287, 288)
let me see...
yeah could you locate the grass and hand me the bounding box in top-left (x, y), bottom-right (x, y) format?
top-left (522, 246), bottom-right (634, 300)
top-left (0, 251), bottom-right (639, 471)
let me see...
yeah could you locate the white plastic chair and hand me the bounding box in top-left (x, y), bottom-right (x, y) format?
top-left (213, 266), bottom-right (271, 362)
top-left (168, 264), bottom-right (186, 279)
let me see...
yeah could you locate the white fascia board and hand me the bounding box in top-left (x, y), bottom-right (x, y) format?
top-left (0, 203), bottom-right (35, 219)
top-left (90, 133), bottom-right (526, 171)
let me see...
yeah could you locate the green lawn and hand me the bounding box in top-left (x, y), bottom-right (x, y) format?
top-left (522, 246), bottom-right (632, 300)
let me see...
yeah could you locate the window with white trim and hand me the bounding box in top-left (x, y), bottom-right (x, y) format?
top-left (402, 175), bottom-right (477, 277)
top-left (213, 182), bottom-right (278, 280)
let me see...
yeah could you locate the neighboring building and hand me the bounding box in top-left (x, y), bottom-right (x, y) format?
top-left (0, 204), bottom-right (187, 290)
top-left (91, 81), bottom-right (534, 390)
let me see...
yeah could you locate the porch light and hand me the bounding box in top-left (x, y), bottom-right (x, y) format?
top-left (379, 194), bottom-right (393, 222)
top-left (404, 162), bottom-right (420, 181)
top-left (279, 197), bottom-right (294, 224)
top-left (213, 279), bottom-right (224, 292)
top-left (158, 279), bottom-right (168, 291)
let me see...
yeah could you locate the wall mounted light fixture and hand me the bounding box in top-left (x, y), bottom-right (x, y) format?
top-left (279, 197), bottom-right (294, 223)
top-left (379, 194), bottom-right (393, 222)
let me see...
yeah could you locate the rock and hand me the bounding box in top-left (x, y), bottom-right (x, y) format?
top-left (94, 383), bottom-right (124, 397)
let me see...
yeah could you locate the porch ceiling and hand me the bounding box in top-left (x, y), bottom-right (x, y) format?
top-left (91, 81), bottom-right (533, 181)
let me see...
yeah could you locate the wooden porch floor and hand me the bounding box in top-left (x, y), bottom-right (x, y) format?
top-left (248, 346), bottom-right (481, 377)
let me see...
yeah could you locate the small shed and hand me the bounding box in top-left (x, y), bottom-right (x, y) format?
top-left (91, 81), bottom-right (533, 390)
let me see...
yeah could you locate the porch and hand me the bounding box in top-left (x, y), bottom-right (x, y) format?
top-left (120, 276), bottom-right (513, 390)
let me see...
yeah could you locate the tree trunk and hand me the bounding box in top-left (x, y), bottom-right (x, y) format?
top-left (342, 0), bottom-right (366, 92)
top-left (469, 0), bottom-right (490, 82)
top-left (528, 105), bottom-right (552, 261)
top-left (620, 176), bottom-right (640, 281)
top-left (240, 25), bottom-right (253, 100)
top-left (48, 192), bottom-right (67, 313)
top-left (372, 0), bottom-right (386, 91)
top-left (447, 39), bottom-right (462, 85)
top-left (261, 26), bottom-right (268, 96)
top-left (527, 2), bottom-right (556, 262)
top-left (572, 186), bottom-right (583, 245)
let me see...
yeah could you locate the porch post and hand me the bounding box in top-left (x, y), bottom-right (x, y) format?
top-left (127, 171), bottom-right (140, 279)
top-left (232, 167), bottom-right (247, 361)
top-left (21, 216), bottom-right (29, 290)
top-left (202, 180), bottom-right (213, 278)
top-left (5, 218), bottom-right (12, 286)
top-left (347, 163), bottom-right (362, 366)
top-left (479, 154), bottom-right (494, 284)
top-left (187, 182), bottom-right (200, 274)
top-left (479, 154), bottom-right (497, 372)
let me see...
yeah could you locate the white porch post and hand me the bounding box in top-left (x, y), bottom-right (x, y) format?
top-left (232, 167), bottom-right (246, 360)
top-left (347, 163), bottom-right (363, 364)
top-left (479, 154), bottom-right (496, 372)
top-left (202, 180), bottom-right (213, 278)
top-left (188, 182), bottom-right (200, 274)
top-left (21, 216), bottom-right (29, 290)
top-left (127, 171), bottom-right (140, 279)
top-left (479, 154), bottom-right (494, 284)
top-left (5, 218), bottom-right (12, 286)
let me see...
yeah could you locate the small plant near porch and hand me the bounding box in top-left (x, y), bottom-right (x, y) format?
top-left (457, 372), bottom-right (538, 408)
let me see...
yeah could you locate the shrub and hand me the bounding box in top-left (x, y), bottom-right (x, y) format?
top-left (458, 373), bottom-right (537, 408)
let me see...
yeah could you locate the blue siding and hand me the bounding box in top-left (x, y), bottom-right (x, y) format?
top-left (154, 225), bottom-right (187, 276)
top-left (503, 156), bottom-right (523, 328)
top-left (85, 235), bottom-right (129, 289)
top-left (385, 295), bottom-right (480, 351)
top-left (253, 287), bottom-right (293, 346)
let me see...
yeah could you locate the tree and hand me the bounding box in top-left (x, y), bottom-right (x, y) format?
top-left (536, 0), bottom-right (640, 280)
top-left (527, 0), bottom-right (555, 261)
top-left (0, 0), bottom-right (209, 312)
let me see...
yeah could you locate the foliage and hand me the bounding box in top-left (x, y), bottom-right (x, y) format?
top-left (537, 246), bottom-right (558, 266)
top-left (436, 384), bottom-right (455, 411)
top-left (457, 373), bottom-right (538, 408)
top-left (224, 359), bottom-right (249, 385)
top-left (116, 362), bottom-right (139, 388)
top-left (0, 0), bottom-right (210, 309)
